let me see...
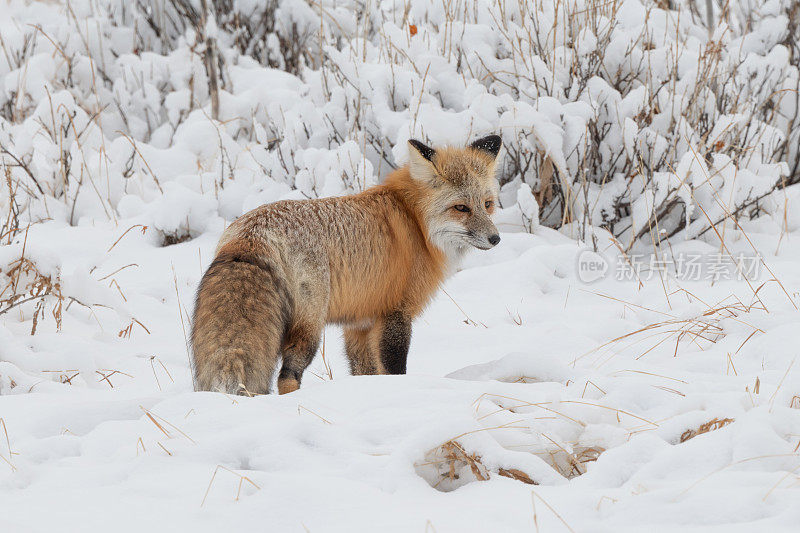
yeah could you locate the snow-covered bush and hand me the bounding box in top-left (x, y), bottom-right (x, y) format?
top-left (2, 0), bottom-right (800, 259)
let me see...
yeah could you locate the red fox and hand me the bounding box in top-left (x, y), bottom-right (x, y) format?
top-left (191, 135), bottom-right (502, 395)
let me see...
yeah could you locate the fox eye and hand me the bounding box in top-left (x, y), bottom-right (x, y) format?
top-left (484, 200), bottom-right (493, 209)
top-left (452, 204), bottom-right (471, 213)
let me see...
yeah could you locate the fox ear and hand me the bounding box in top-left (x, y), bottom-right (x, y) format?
top-left (407, 139), bottom-right (437, 182)
top-left (470, 135), bottom-right (501, 158)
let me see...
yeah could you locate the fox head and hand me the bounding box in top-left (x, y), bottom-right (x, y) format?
top-left (406, 135), bottom-right (502, 257)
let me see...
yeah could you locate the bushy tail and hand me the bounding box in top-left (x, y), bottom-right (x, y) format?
top-left (191, 246), bottom-right (290, 395)
top-left (197, 352), bottom-right (249, 395)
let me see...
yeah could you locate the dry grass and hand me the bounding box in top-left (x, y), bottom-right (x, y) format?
top-left (106, 224), bottom-right (148, 252)
top-left (441, 288), bottom-right (487, 328)
top-left (532, 489), bottom-right (576, 533)
top-left (161, 231), bottom-right (193, 246)
top-left (0, 418), bottom-right (16, 472)
top-left (0, 222), bottom-right (145, 343)
top-left (676, 452), bottom-right (800, 498)
top-left (473, 392), bottom-right (659, 432)
top-left (307, 330), bottom-right (334, 382)
top-left (680, 417), bottom-right (735, 443)
top-left (149, 355), bottom-right (175, 391)
top-left (297, 404), bottom-right (333, 425)
top-left (417, 439), bottom-right (536, 491)
top-left (572, 292), bottom-right (766, 368)
top-left (0, 237), bottom-right (65, 335)
top-left (0, 220), bottom-right (64, 335)
top-left (562, 445), bottom-right (605, 478)
top-left (139, 405), bottom-right (196, 444)
top-left (118, 318), bottom-right (151, 338)
top-left (201, 464), bottom-right (261, 506)
top-left (497, 467), bottom-right (537, 485)
top-left (538, 433), bottom-right (605, 479)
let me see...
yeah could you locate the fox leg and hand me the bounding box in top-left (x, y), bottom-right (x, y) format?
top-left (343, 324), bottom-right (384, 375)
top-left (278, 320), bottom-right (322, 394)
top-left (344, 311), bottom-right (412, 376)
top-left (377, 311), bottom-right (412, 375)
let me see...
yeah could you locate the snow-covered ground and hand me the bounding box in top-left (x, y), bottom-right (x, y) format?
top-left (1, 209), bottom-right (799, 532)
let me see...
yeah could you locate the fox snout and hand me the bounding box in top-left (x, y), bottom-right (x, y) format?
top-left (469, 232), bottom-right (500, 250)
top-left (470, 232), bottom-right (500, 249)
top-left (465, 216), bottom-right (501, 250)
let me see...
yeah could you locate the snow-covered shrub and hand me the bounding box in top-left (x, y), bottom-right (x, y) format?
top-left (2, 0), bottom-right (800, 265)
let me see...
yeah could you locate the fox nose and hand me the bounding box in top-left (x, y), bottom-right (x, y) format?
top-left (488, 234), bottom-right (501, 246)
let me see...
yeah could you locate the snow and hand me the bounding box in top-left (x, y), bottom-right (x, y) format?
top-left (1, 222), bottom-right (799, 531)
top-left (1, 0), bottom-right (800, 530)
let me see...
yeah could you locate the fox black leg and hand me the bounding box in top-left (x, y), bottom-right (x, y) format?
top-left (379, 310), bottom-right (412, 375)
